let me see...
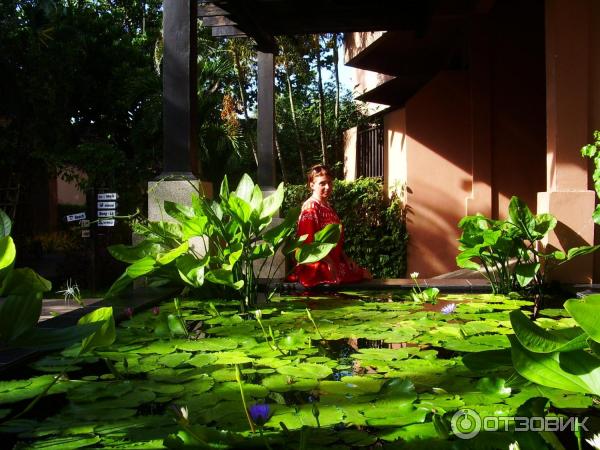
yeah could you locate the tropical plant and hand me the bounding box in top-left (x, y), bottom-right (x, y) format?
top-left (409, 272), bottom-right (439, 304)
top-left (106, 174), bottom-right (340, 312)
top-left (0, 209), bottom-right (104, 351)
top-left (457, 196), bottom-right (598, 314)
top-left (508, 294), bottom-right (600, 396)
top-left (582, 130), bottom-right (600, 224)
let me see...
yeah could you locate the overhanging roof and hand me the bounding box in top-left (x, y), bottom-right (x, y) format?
top-left (200, 0), bottom-right (484, 52)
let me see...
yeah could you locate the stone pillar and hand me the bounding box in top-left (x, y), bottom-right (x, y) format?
top-left (538, 0), bottom-right (596, 283)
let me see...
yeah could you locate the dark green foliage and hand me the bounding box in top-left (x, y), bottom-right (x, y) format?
top-left (282, 178), bottom-right (408, 278)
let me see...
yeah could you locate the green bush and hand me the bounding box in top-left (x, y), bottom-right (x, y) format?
top-left (282, 178), bottom-right (408, 278)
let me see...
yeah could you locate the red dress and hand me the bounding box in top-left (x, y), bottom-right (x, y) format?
top-left (287, 198), bottom-right (369, 287)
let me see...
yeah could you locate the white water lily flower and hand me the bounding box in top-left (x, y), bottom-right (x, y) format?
top-left (410, 272), bottom-right (419, 279)
top-left (254, 309), bottom-right (262, 320)
top-left (508, 442), bottom-right (520, 450)
top-left (440, 303), bottom-right (457, 315)
top-left (56, 279), bottom-right (82, 305)
top-left (586, 434), bottom-right (600, 450)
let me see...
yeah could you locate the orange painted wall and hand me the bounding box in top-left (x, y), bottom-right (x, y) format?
top-left (404, 72), bottom-right (472, 277)
top-left (489, 0), bottom-right (546, 219)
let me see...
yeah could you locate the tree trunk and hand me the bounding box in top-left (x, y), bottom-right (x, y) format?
top-left (232, 46), bottom-right (258, 167)
top-left (283, 55), bottom-right (307, 174)
top-left (332, 33), bottom-right (340, 122)
top-left (315, 38), bottom-right (327, 166)
top-left (274, 128), bottom-right (288, 183)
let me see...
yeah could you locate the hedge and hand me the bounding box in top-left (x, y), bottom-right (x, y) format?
top-left (282, 177), bottom-right (408, 279)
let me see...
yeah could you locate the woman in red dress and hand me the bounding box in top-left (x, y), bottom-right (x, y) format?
top-left (287, 164), bottom-right (371, 288)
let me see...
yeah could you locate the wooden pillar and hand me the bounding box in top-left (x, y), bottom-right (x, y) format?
top-left (538, 0), bottom-right (596, 283)
top-left (161, 0), bottom-right (198, 178)
top-left (257, 51), bottom-right (276, 188)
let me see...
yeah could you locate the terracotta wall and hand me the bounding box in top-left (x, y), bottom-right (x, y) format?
top-left (403, 72), bottom-right (472, 277)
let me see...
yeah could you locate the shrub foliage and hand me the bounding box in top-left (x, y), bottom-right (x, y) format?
top-left (282, 178), bottom-right (408, 278)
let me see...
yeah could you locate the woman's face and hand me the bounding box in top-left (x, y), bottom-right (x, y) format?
top-left (310, 174), bottom-right (332, 201)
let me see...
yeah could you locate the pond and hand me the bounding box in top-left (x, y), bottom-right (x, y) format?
top-left (0, 290), bottom-right (597, 449)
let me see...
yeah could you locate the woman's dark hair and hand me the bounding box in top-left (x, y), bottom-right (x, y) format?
top-left (307, 164), bottom-right (332, 187)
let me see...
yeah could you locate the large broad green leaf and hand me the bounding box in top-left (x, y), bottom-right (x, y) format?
top-left (510, 309), bottom-right (588, 353)
top-left (564, 295), bottom-right (600, 342)
top-left (1, 268), bottom-right (51, 296)
top-left (164, 200), bottom-right (195, 222)
top-left (0, 236), bottom-right (16, 282)
top-left (276, 363), bottom-right (332, 379)
top-left (235, 173), bottom-right (255, 203)
top-left (227, 194), bottom-right (252, 225)
top-left (78, 307), bottom-right (116, 355)
top-left (515, 262), bottom-right (540, 287)
top-left (295, 223), bottom-right (341, 264)
top-left (0, 209), bottom-right (11, 238)
top-left (263, 207), bottom-right (298, 247)
top-left (108, 241), bottom-right (162, 263)
top-left (260, 182), bottom-right (284, 220)
top-left (176, 254), bottom-right (207, 287)
top-left (156, 241), bottom-right (189, 265)
top-left (508, 196), bottom-right (536, 237)
top-left (508, 335), bottom-right (600, 395)
top-left (104, 271), bottom-right (133, 298)
top-left (249, 184), bottom-right (263, 214)
top-left (205, 269), bottom-right (244, 290)
top-left (533, 213), bottom-right (557, 238)
top-left (566, 245), bottom-right (600, 261)
top-left (147, 221), bottom-right (184, 241)
top-left (455, 248), bottom-right (481, 270)
top-left (219, 175), bottom-right (230, 200)
top-left (0, 293), bottom-right (42, 343)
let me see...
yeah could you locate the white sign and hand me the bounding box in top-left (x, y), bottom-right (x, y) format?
top-left (97, 201), bottom-right (117, 209)
top-left (97, 193), bottom-right (118, 201)
top-left (66, 212), bottom-right (86, 222)
top-left (98, 219), bottom-right (115, 227)
top-left (97, 210), bottom-right (116, 218)
top-left (81, 229), bottom-right (91, 238)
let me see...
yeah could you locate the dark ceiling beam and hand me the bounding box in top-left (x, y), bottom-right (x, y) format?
top-left (211, 25), bottom-right (246, 37)
top-left (202, 15), bottom-right (236, 26)
top-left (197, 2), bottom-right (228, 17)
top-left (211, 0), bottom-right (278, 52)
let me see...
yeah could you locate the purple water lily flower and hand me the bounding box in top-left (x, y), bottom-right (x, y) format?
top-left (124, 307), bottom-right (134, 319)
top-left (249, 403), bottom-right (271, 427)
top-left (440, 303), bottom-right (457, 315)
top-left (152, 306), bottom-right (160, 315)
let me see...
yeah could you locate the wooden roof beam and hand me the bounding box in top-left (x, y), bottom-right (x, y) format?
top-left (211, 25), bottom-right (246, 37)
top-left (197, 2), bottom-right (228, 17)
top-left (202, 15), bottom-right (237, 27)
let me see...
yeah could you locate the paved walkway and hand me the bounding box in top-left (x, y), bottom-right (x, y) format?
top-left (39, 298), bottom-right (101, 322)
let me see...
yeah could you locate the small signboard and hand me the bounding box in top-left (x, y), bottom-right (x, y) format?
top-left (97, 210), bottom-right (116, 218)
top-left (97, 201), bottom-right (117, 210)
top-left (97, 193), bottom-right (118, 201)
top-left (66, 212), bottom-right (86, 222)
top-left (98, 219), bottom-right (116, 227)
top-left (81, 229), bottom-right (91, 238)
top-left (80, 219), bottom-right (90, 228)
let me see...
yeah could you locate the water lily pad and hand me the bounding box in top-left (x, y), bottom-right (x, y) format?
top-left (378, 422), bottom-right (439, 442)
top-left (276, 363), bottom-right (332, 379)
top-left (262, 374), bottom-right (318, 392)
top-left (182, 374), bottom-right (214, 395)
top-left (209, 367), bottom-right (237, 382)
top-left (213, 350), bottom-right (254, 365)
top-left (363, 403), bottom-right (427, 427)
top-left (26, 435), bottom-right (101, 449)
top-left (133, 340), bottom-right (183, 355)
top-left (212, 382), bottom-right (269, 400)
top-left (266, 404), bottom-right (343, 430)
top-left (176, 337), bottom-right (238, 352)
top-left (158, 351), bottom-right (192, 368)
top-left (187, 353), bottom-right (218, 368)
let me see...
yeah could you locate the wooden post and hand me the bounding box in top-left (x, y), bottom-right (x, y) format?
top-left (257, 51), bottom-right (276, 187)
top-left (161, 0), bottom-right (198, 178)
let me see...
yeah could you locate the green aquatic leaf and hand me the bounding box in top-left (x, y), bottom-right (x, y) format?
top-left (187, 353), bottom-right (218, 368)
top-left (276, 363), bottom-right (332, 379)
top-left (158, 351), bottom-right (191, 368)
top-left (78, 307), bottom-right (116, 355)
top-left (564, 294), bottom-right (600, 342)
top-left (509, 335), bottom-right (600, 395)
top-left (510, 309), bottom-right (588, 353)
top-left (26, 435), bottom-right (102, 449)
top-left (261, 374), bottom-right (318, 392)
top-left (175, 337), bottom-right (238, 352)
